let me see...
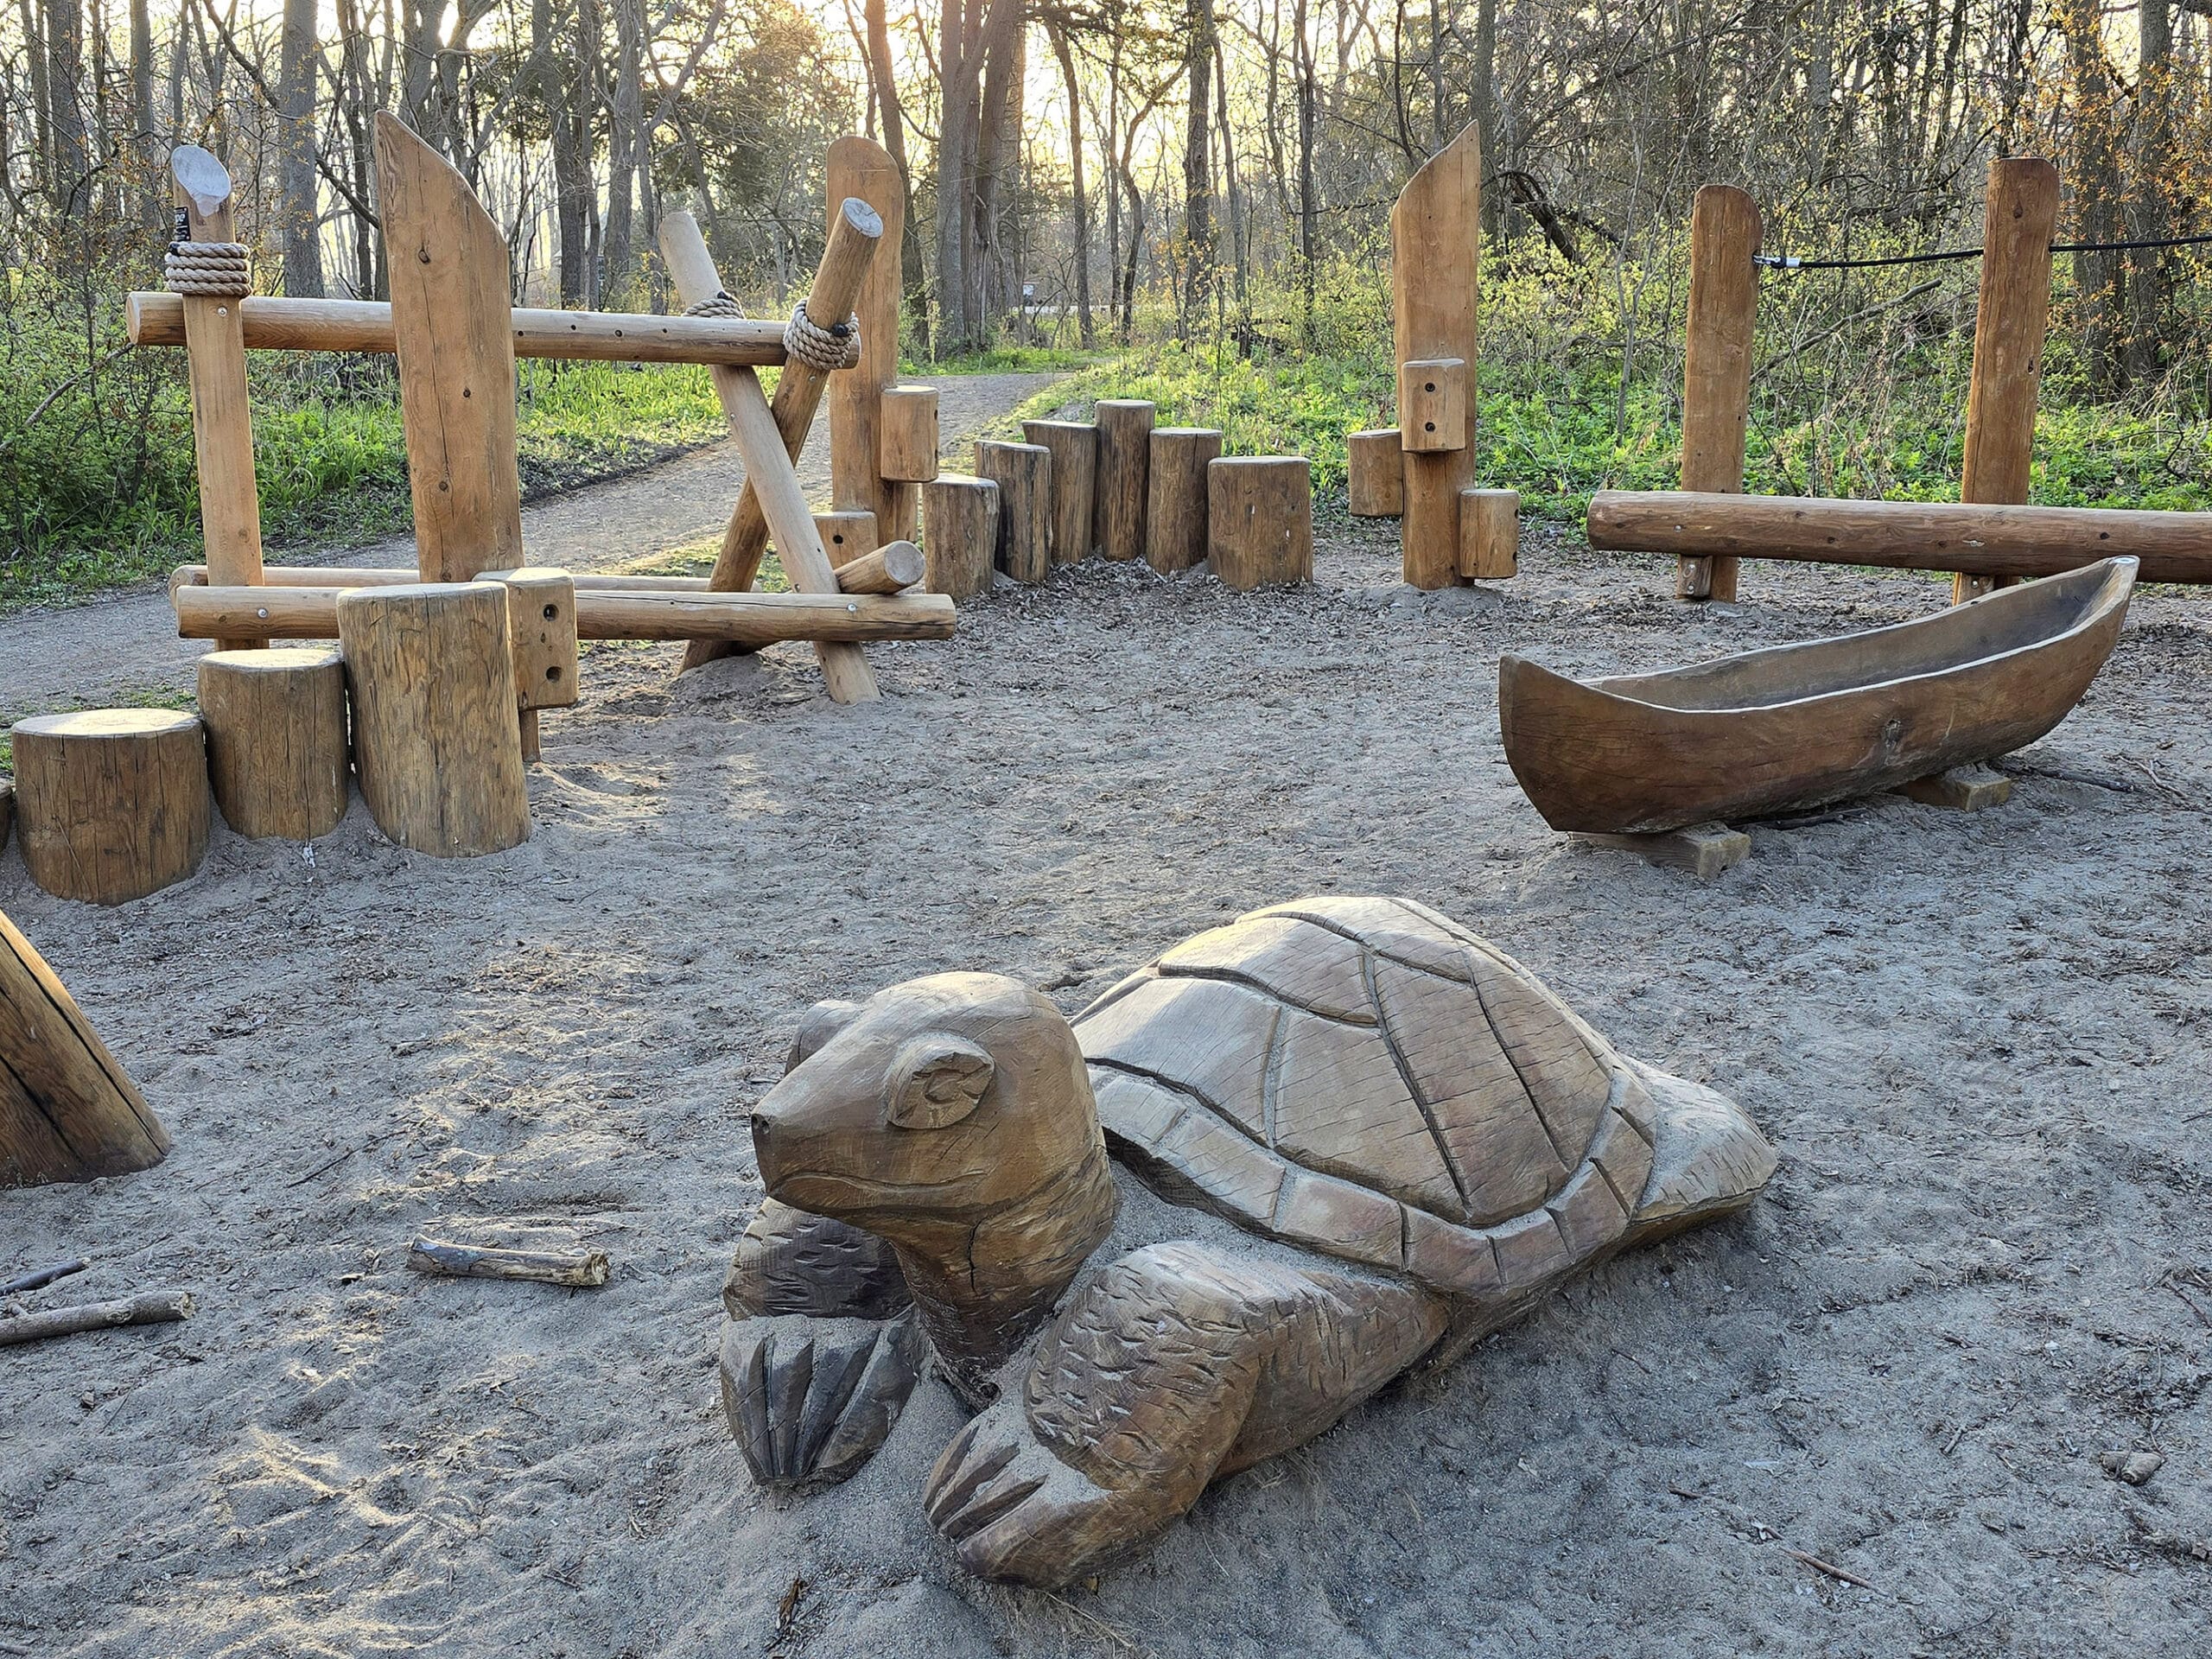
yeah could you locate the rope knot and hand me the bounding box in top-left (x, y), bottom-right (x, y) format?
top-left (684, 289), bottom-right (747, 320)
top-left (165, 240), bottom-right (252, 298)
top-left (783, 298), bottom-right (861, 372)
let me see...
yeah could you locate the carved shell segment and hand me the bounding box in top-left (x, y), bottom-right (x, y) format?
top-left (1077, 896), bottom-right (1657, 1299)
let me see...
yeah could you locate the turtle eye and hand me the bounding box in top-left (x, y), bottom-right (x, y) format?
top-left (885, 1033), bottom-right (994, 1129)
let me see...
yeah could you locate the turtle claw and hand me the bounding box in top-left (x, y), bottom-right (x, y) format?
top-left (721, 1308), bottom-right (921, 1489)
top-left (922, 1401), bottom-right (1159, 1587)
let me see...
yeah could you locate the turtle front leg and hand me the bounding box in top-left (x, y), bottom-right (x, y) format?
top-left (924, 1241), bottom-right (1446, 1586)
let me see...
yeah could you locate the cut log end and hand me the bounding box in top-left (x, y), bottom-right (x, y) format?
top-left (10, 710), bottom-right (210, 905)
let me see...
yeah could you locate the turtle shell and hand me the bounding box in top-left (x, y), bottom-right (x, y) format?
top-left (1073, 895), bottom-right (1657, 1300)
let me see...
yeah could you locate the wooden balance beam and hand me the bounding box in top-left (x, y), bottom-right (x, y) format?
top-left (175, 584), bottom-right (956, 645)
top-left (169, 541), bottom-right (925, 600)
top-left (1586, 491), bottom-right (2212, 585)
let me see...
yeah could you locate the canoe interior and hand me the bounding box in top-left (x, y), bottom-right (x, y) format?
top-left (1595, 559), bottom-right (2135, 712)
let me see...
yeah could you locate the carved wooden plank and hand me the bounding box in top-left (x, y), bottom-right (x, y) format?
top-left (1391, 121), bottom-right (1482, 588)
top-left (1675, 184), bottom-right (1761, 601)
top-left (828, 138), bottom-right (911, 538)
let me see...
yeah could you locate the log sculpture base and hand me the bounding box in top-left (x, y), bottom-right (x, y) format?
top-left (1575, 823), bottom-right (1751, 878)
top-left (198, 646), bottom-right (351, 840)
top-left (1, 907), bottom-right (170, 1187)
top-left (1208, 458), bottom-right (1314, 591)
top-left (336, 582), bottom-right (531, 858)
top-left (10, 710), bottom-right (210, 905)
top-left (1022, 421), bottom-right (1098, 563)
top-left (1892, 764), bottom-right (2013, 812)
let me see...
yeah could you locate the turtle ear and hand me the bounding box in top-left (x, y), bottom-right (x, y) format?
top-left (885, 1033), bottom-right (995, 1130)
top-left (786, 999), bottom-right (863, 1074)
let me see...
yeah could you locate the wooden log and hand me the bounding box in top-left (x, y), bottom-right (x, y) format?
top-left (128, 292), bottom-right (792, 365)
top-left (1393, 121), bottom-right (1483, 588)
top-left (0, 907), bottom-right (169, 1187)
top-left (406, 1237), bottom-right (609, 1287)
top-left (1956, 157), bottom-right (2061, 602)
top-left (11, 712), bottom-right (210, 905)
top-left (830, 138), bottom-right (909, 539)
top-left (659, 206), bottom-right (884, 693)
top-left (0, 1258), bottom-right (89, 1296)
top-left (373, 114), bottom-right (523, 582)
top-left (1584, 492), bottom-right (2212, 582)
top-left (197, 646), bottom-right (351, 840)
top-left (1146, 428), bottom-right (1224, 574)
top-left (922, 475), bottom-right (1001, 600)
top-left (1022, 420), bottom-right (1099, 563)
top-left (1676, 184), bottom-right (1763, 601)
top-left (1347, 429), bottom-right (1405, 517)
top-left (976, 440), bottom-right (1053, 582)
top-left (813, 510), bottom-right (878, 570)
top-left (835, 539), bottom-right (926, 595)
top-left (178, 583), bottom-right (957, 645)
top-left (1398, 359), bottom-right (1468, 453)
top-left (1092, 400), bottom-right (1154, 562)
top-left (169, 147), bottom-right (264, 652)
top-left (174, 563), bottom-right (715, 593)
top-left (1459, 488), bottom-right (1519, 581)
top-left (0, 1291), bottom-right (193, 1346)
top-left (880, 387), bottom-right (941, 482)
top-left (336, 582), bottom-right (530, 858)
top-left (1208, 458), bottom-right (1314, 591)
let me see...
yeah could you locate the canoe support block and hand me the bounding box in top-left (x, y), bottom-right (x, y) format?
top-left (1890, 764), bottom-right (2014, 812)
top-left (1573, 822), bottom-right (1751, 879)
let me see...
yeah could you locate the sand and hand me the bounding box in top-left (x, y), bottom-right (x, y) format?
top-left (2, 512), bottom-right (2208, 1657)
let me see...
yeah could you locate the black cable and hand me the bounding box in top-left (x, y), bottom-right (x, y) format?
top-left (1756, 229), bottom-right (2212, 271)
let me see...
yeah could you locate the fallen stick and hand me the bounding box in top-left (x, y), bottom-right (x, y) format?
top-left (0, 1290), bottom-right (194, 1348)
top-left (0, 1258), bottom-right (90, 1297)
top-left (1782, 1548), bottom-right (1875, 1590)
top-left (406, 1238), bottom-right (609, 1287)
top-left (176, 584), bottom-right (957, 645)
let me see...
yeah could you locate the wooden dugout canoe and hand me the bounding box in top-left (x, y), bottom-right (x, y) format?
top-left (1497, 557), bottom-right (2138, 835)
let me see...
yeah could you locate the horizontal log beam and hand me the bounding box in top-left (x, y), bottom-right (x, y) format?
top-left (176, 583), bottom-right (957, 645)
top-left (1588, 491), bottom-right (2212, 583)
top-left (128, 291), bottom-right (788, 367)
top-left (172, 563), bottom-right (715, 594)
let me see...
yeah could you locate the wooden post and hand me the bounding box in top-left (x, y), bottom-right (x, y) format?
top-left (1397, 359), bottom-right (1468, 453)
top-left (169, 146), bottom-right (264, 652)
top-left (373, 114), bottom-right (524, 582)
top-left (197, 647), bottom-right (351, 839)
top-left (814, 510), bottom-right (879, 569)
top-left (1459, 488), bottom-right (1520, 581)
top-left (487, 567), bottom-right (579, 763)
top-left (1956, 157), bottom-right (2061, 602)
top-left (1208, 458), bottom-right (1313, 591)
top-left (1022, 420), bottom-right (1098, 563)
top-left (835, 539), bottom-right (925, 594)
top-left (658, 204), bottom-right (883, 673)
top-left (880, 388), bottom-right (941, 484)
top-left (829, 137), bottom-right (911, 539)
top-left (923, 475), bottom-right (1001, 599)
top-left (976, 441), bottom-right (1053, 582)
top-left (1676, 185), bottom-right (1763, 602)
top-left (660, 210), bottom-right (883, 703)
top-left (1093, 401), bottom-right (1154, 562)
top-left (11, 712), bottom-right (210, 905)
top-left (337, 583), bottom-right (531, 857)
top-left (1347, 429), bottom-right (1405, 517)
top-left (1, 908), bottom-right (170, 1188)
top-left (1146, 428), bottom-right (1224, 573)
top-left (1392, 122), bottom-right (1482, 588)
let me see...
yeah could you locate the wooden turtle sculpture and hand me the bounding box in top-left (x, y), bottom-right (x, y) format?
top-left (720, 895), bottom-right (1776, 1586)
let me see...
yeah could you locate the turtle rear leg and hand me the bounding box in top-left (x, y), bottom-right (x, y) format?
top-left (924, 1241), bottom-right (1446, 1586)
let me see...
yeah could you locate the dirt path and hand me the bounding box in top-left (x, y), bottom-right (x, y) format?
top-left (2, 516), bottom-right (2205, 1658)
top-left (0, 371), bottom-right (1058, 721)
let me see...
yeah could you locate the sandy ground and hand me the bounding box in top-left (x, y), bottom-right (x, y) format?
top-left (0, 372), bottom-right (1060, 718)
top-left (2, 499), bottom-right (2208, 1658)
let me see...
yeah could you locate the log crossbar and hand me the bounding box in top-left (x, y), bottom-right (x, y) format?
top-left (128, 291), bottom-right (790, 367)
top-left (1587, 491), bottom-right (2212, 584)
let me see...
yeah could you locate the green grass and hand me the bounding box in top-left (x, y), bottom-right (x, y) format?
top-left (907, 343), bottom-right (1099, 375)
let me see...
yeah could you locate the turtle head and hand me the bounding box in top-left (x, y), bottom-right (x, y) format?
top-left (751, 971), bottom-right (1102, 1232)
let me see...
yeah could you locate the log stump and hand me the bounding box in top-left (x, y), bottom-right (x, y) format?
top-left (879, 387), bottom-right (941, 483)
top-left (813, 511), bottom-right (879, 569)
top-left (1346, 429), bottom-right (1405, 518)
top-left (922, 475), bottom-right (1001, 601)
top-left (1021, 419), bottom-right (1098, 563)
top-left (1458, 488), bottom-right (1520, 581)
top-left (1092, 400), bottom-right (1154, 563)
top-left (197, 646), bottom-right (352, 841)
top-left (11, 710), bottom-right (210, 905)
top-left (0, 907), bottom-right (170, 1188)
top-left (336, 582), bottom-right (531, 858)
top-left (976, 440), bottom-right (1053, 582)
top-left (1145, 428), bottom-right (1224, 573)
top-left (1208, 458), bottom-right (1314, 592)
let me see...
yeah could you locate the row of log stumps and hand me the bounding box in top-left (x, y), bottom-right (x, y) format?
top-left (919, 397), bottom-right (1313, 596)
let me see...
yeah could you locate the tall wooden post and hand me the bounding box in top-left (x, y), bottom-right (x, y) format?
top-left (1676, 185), bottom-right (1762, 602)
top-left (1956, 158), bottom-right (2060, 602)
top-left (1391, 122), bottom-right (1482, 589)
top-left (828, 137), bottom-right (912, 541)
top-left (170, 147), bottom-right (264, 651)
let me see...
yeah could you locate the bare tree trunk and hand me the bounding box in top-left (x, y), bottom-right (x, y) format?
top-left (42, 0), bottom-right (88, 211)
top-left (1295, 0), bottom-right (1317, 340)
top-left (601, 0), bottom-right (645, 302)
top-left (935, 0), bottom-right (985, 352)
top-left (1473, 0), bottom-right (1497, 234)
top-left (2127, 0), bottom-right (2175, 383)
top-left (1178, 0), bottom-right (1214, 339)
top-left (549, 0), bottom-right (600, 307)
top-left (2063, 0), bottom-right (2125, 392)
top-left (973, 0), bottom-right (1023, 334)
top-left (865, 0), bottom-right (929, 351)
top-left (278, 0), bottom-right (326, 297)
top-left (1046, 14), bottom-right (1094, 346)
